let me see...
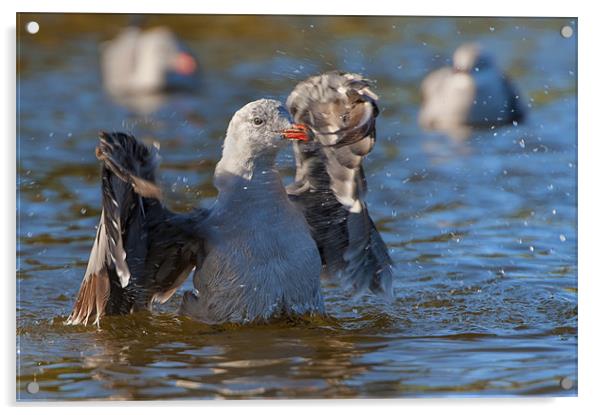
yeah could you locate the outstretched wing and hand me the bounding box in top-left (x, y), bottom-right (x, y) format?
top-left (286, 72), bottom-right (393, 298)
top-left (66, 132), bottom-right (204, 326)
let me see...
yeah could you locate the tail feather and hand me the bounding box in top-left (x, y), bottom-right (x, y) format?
top-left (66, 270), bottom-right (110, 326)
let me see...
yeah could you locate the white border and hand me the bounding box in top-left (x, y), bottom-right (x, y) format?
top-left (3, 1), bottom-right (600, 414)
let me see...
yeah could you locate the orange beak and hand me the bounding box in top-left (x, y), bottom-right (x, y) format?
top-left (174, 52), bottom-right (197, 76)
top-left (281, 124), bottom-right (313, 141)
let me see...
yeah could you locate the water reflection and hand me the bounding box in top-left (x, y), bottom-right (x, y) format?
top-left (106, 92), bottom-right (170, 115)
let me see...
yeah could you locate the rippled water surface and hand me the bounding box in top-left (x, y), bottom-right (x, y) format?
top-left (16, 14), bottom-right (577, 400)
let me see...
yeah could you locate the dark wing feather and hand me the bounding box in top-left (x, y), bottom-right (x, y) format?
top-left (286, 72), bottom-right (393, 298)
top-left (66, 132), bottom-right (204, 326)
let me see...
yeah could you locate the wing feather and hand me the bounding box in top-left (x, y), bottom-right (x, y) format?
top-left (66, 132), bottom-right (204, 326)
top-left (287, 72), bottom-right (393, 298)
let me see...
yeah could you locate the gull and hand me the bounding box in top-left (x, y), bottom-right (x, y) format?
top-left (67, 73), bottom-right (393, 326)
top-left (100, 26), bottom-right (199, 98)
top-left (418, 43), bottom-right (525, 139)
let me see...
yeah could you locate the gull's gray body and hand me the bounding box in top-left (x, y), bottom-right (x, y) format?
top-left (182, 172), bottom-right (323, 323)
top-left (419, 43), bottom-right (525, 139)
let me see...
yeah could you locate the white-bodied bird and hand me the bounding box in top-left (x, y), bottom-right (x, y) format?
top-left (419, 43), bottom-right (525, 139)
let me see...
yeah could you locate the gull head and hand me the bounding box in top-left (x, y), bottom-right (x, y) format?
top-left (225, 99), bottom-right (312, 156)
top-left (453, 43), bottom-right (496, 73)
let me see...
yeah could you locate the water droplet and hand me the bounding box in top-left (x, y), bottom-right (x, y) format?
top-left (80, 208), bottom-right (87, 215)
top-left (559, 234), bottom-right (566, 242)
top-left (489, 26), bottom-right (495, 32)
top-left (518, 138), bottom-right (525, 148)
top-left (552, 209), bottom-right (557, 215)
top-left (529, 246), bottom-right (534, 252)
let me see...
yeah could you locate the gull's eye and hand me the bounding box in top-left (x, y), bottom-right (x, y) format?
top-left (252, 117), bottom-right (264, 126)
top-left (341, 112), bottom-right (350, 124)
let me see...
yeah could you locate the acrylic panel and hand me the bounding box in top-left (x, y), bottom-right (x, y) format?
top-left (16, 13), bottom-right (577, 400)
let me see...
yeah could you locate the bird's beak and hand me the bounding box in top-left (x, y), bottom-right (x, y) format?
top-left (172, 52), bottom-right (197, 75)
top-left (281, 124), bottom-right (314, 141)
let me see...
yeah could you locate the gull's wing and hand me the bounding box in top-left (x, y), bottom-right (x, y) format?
top-left (66, 132), bottom-right (204, 326)
top-left (286, 72), bottom-right (393, 298)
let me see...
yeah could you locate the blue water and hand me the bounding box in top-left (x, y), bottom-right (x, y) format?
top-left (17, 15), bottom-right (577, 399)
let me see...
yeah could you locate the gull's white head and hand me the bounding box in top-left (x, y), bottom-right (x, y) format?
top-left (217, 99), bottom-right (312, 182)
top-left (224, 99), bottom-right (311, 156)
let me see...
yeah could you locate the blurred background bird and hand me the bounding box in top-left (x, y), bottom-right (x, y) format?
top-left (418, 42), bottom-right (525, 140)
top-left (100, 20), bottom-right (200, 113)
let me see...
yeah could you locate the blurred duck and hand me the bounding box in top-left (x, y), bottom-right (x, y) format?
top-left (100, 26), bottom-right (200, 97)
top-left (418, 43), bottom-right (525, 139)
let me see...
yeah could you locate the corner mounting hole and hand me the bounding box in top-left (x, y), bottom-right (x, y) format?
top-left (26, 21), bottom-right (39, 35)
top-left (560, 376), bottom-right (573, 390)
top-left (560, 25), bottom-right (573, 38)
top-left (26, 381), bottom-right (39, 394)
